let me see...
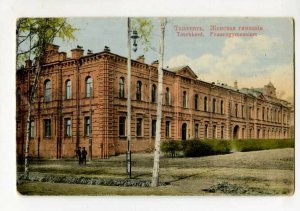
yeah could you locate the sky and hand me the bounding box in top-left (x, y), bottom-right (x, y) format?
top-left (54, 17), bottom-right (294, 103)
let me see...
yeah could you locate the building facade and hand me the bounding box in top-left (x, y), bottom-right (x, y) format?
top-left (16, 44), bottom-right (292, 159)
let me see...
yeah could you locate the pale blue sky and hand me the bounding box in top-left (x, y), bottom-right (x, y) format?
top-left (54, 17), bottom-right (294, 101)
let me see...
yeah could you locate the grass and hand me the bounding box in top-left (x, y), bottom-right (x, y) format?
top-left (17, 148), bottom-right (294, 195)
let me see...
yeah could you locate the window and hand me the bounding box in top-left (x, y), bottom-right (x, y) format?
top-left (249, 107), bottom-right (252, 119)
top-left (183, 91), bottom-right (187, 108)
top-left (267, 108), bottom-right (269, 121)
top-left (249, 128), bottom-right (252, 138)
top-left (204, 96), bottom-right (208, 112)
top-left (136, 118), bottom-right (142, 137)
top-left (119, 117), bottom-right (126, 136)
top-left (136, 81), bottom-right (142, 101)
top-left (151, 84), bottom-right (156, 103)
top-left (194, 94), bottom-right (198, 110)
top-left (44, 80), bottom-right (51, 102)
top-left (212, 125), bottom-right (216, 139)
top-left (84, 116), bottom-right (91, 136)
top-left (195, 123), bottom-right (199, 139)
top-left (242, 128), bottom-right (245, 139)
top-left (221, 126), bottom-right (224, 139)
top-left (205, 124), bottom-right (208, 139)
top-left (212, 98), bottom-right (216, 113)
top-left (64, 118), bottom-right (72, 137)
top-left (152, 119), bottom-right (156, 137)
top-left (165, 121), bottom-right (171, 138)
top-left (235, 103), bottom-right (238, 117)
top-left (44, 119), bottom-right (51, 137)
top-left (86, 77), bottom-right (92, 97)
top-left (220, 100), bottom-right (224, 114)
top-left (242, 105), bottom-right (244, 118)
top-left (262, 107), bottom-right (265, 120)
top-left (30, 119), bottom-right (34, 138)
top-left (119, 77), bottom-right (125, 98)
top-left (257, 108), bottom-right (260, 119)
top-left (165, 87), bottom-right (170, 105)
top-left (65, 80), bottom-right (72, 100)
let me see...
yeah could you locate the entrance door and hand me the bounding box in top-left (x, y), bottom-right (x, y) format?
top-left (182, 123), bottom-right (187, 140)
top-left (233, 125), bottom-right (239, 139)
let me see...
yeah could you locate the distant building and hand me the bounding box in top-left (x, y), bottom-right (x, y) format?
top-left (16, 44), bottom-right (293, 159)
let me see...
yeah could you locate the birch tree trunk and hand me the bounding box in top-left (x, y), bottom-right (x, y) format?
top-left (24, 59), bottom-right (42, 179)
top-left (151, 17), bottom-right (166, 187)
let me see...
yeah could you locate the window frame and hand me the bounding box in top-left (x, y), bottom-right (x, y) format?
top-left (136, 81), bottom-right (142, 101)
top-left (65, 79), bottom-right (72, 100)
top-left (85, 77), bottom-right (92, 98)
top-left (119, 116), bottom-right (126, 137)
top-left (136, 118), bottom-right (143, 137)
top-left (44, 119), bottom-right (51, 138)
top-left (44, 79), bottom-right (51, 102)
top-left (64, 118), bottom-right (72, 137)
top-left (119, 77), bottom-right (125, 98)
top-left (84, 116), bottom-right (91, 137)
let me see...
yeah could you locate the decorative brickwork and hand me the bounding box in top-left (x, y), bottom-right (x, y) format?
top-left (16, 44), bottom-right (293, 159)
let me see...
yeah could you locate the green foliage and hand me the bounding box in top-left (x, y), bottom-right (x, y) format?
top-left (161, 139), bottom-right (294, 158)
top-left (230, 139), bottom-right (294, 152)
top-left (161, 140), bottom-right (182, 157)
top-left (131, 18), bottom-right (154, 52)
top-left (16, 18), bottom-right (78, 68)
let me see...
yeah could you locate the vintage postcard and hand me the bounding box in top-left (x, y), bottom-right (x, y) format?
top-left (16, 17), bottom-right (294, 196)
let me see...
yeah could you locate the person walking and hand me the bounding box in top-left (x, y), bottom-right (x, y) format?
top-left (81, 147), bottom-right (88, 165)
top-left (76, 147), bottom-right (82, 165)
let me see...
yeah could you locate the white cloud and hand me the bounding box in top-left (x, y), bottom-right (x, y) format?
top-left (166, 35), bottom-right (293, 101)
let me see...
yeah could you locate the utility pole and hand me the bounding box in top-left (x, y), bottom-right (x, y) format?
top-left (126, 17), bottom-right (132, 178)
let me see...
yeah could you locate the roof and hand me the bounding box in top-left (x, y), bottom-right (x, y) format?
top-left (167, 65), bottom-right (198, 79)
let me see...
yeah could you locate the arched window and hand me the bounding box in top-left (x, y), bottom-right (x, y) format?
top-left (165, 87), bottom-right (170, 105)
top-left (65, 79), bottom-right (71, 100)
top-left (194, 94), bottom-right (198, 110)
top-left (151, 84), bottom-right (156, 103)
top-left (220, 100), bottom-right (224, 114)
top-left (136, 81), bottom-right (142, 101)
top-left (183, 91), bottom-right (187, 108)
top-left (44, 79), bottom-right (51, 102)
top-left (212, 98), bottom-right (216, 113)
top-left (204, 124), bottom-right (208, 139)
top-left (221, 126), bottom-right (224, 139)
top-left (119, 77), bottom-right (125, 98)
top-left (85, 77), bottom-right (92, 97)
top-left (204, 96), bottom-right (208, 112)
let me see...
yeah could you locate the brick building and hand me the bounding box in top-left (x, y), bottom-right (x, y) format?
top-left (16, 44), bottom-right (293, 159)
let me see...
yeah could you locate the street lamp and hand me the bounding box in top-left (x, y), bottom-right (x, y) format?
top-left (131, 30), bottom-right (139, 52)
top-left (126, 18), bottom-right (139, 179)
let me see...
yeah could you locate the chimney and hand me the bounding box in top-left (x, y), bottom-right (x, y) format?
top-left (137, 55), bottom-right (145, 63)
top-left (25, 59), bottom-right (32, 68)
top-left (71, 45), bottom-right (84, 59)
top-left (151, 60), bottom-right (159, 67)
top-left (59, 52), bottom-right (67, 61)
top-left (234, 80), bottom-right (238, 89)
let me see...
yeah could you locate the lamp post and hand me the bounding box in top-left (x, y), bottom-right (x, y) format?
top-left (127, 17), bottom-right (139, 178)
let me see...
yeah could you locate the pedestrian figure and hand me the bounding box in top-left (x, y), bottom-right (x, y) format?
top-left (76, 147), bottom-right (82, 165)
top-left (82, 147), bottom-right (88, 165)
